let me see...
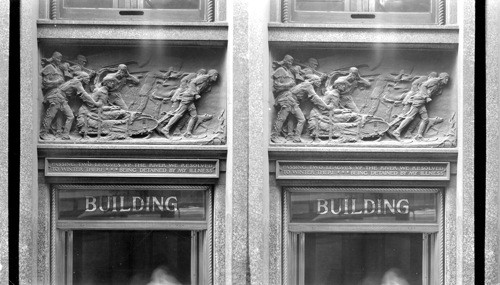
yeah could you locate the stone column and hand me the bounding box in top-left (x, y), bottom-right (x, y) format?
top-left (486, 0), bottom-right (500, 284)
top-left (457, 0), bottom-right (475, 284)
top-left (226, 0), bottom-right (271, 283)
top-left (19, 1), bottom-right (40, 284)
top-left (0, 1), bottom-right (9, 284)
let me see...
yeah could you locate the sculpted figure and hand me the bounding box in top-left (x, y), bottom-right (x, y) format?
top-left (76, 75), bottom-right (131, 139)
top-left (40, 72), bottom-right (96, 140)
top-left (386, 72), bottom-right (437, 133)
top-left (101, 64), bottom-right (140, 110)
top-left (333, 67), bottom-right (371, 113)
top-left (308, 83), bottom-right (361, 140)
top-left (390, 72), bottom-right (449, 140)
top-left (271, 74), bottom-right (331, 143)
top-left (40, 52), bottom-right (68, 93)
top-left (272, 55), bottom-right (298, 97)
top-left (157, 69), bottom-right (219, 138)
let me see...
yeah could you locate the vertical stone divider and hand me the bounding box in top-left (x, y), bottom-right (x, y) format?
top-left (37, 181), bottom-right (51, 284)
top-left (227, 0), bottom-right (271, 283)
top-left (226, 0), bottom-right (250, 283)
top-left (457, 0), bottom-right (475, 284)
top-left (0, 1), bottom-right (8, 284)
top-left (247, 0), bottom-right (271, 284)
top-left (486, 0), bottom-right (500, 284)
top-left (20, 0), bottom-right (40, 284)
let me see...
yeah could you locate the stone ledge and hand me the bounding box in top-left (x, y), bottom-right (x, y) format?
top-left (37, 21), bottom-right (228, 42)
top-left (269, 24), bottom-right (459, 46)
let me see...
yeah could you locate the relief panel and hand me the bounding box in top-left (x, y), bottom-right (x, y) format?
top-left (269, 48), bottom-right (457, 147)
top-left (38, 44), bottom-right (226, 145)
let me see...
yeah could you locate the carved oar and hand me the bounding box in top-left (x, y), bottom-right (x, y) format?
top-left (97, 107), bottom-right (102, 139)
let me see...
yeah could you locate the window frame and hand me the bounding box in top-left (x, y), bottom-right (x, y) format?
top-left (52, 0), bottom-right (212, 22)
top-left (286, 0), bottom-right (442, 25)
top-left (51, 184), bottom-right (213, 285)
top-left (282, 187), bottom-right (444, 285)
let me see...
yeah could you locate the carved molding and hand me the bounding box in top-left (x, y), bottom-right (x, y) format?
top-left (438, 0), bottom-right (446, 25)
top-left (207, 0), bottom-right (215, 22)
top-left (281, 0), bottom-right (290, 23)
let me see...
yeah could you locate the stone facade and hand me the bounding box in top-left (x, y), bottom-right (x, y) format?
top-left (4, 0), bottom-right (482, 284)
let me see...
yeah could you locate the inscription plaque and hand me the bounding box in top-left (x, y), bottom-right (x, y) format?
top-left (276, 161), bottom-right (450, 180)
top-left (46, 158), bottom-right (219, 178)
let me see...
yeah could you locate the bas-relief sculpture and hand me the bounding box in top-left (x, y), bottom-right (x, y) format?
top-left (270, 54), bottom-right (455, 147)
top-left (39, 51), bottom-right (226, 144)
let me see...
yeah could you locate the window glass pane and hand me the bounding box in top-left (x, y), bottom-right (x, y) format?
top-left (58, 189), bottom-right (206, 221)
top-left (304, 233), bottom-right (423, 285)
top-left (63, 0), bottom-right (200, 10)
top-left (142, 0), bottom-right (200, 9)
top-left (295, 0), bottom-right (431, 12)
top-left (296, 0), bottom-right (345, 12)
top-left (72, 230), bottom-right (192, 285)
top-left (64, 0), bottom-right (114, 8)
top-left (290, 192), bottom-right (437, 223)
top-left (375, 0), bottom-right (431, 13)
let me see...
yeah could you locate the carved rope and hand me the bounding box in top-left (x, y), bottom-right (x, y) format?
top-left (207, 0), bottom-right (215, 22)
top-left (439, 191), bottom-right (444, 285)
top-left (438, 0), bottom-right (445, 25)
top-left (282, 190), bottom-right (289, 285)
top-left (50, 188), bottom-right (56, 285)
top-left (50, 0), bottom-right (57, 20)
top-left (207, 188), bottom-right (213, 284)
top-left (281, 0), bottom-right (290, 23)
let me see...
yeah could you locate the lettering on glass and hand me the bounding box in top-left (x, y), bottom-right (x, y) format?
top-left (58, 189), bottom-right (206, 221)
top-left (290, 192), bottom-right (437, 223)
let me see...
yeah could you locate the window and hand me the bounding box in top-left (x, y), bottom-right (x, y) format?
top-left (284, 187), bottom-right (443, 285)
top-left (287, 0), bottom-right (442, 24)
top-left (52, 0), bottom-right (211, 22)
top-left (52, 185), bottom-right (212, 285)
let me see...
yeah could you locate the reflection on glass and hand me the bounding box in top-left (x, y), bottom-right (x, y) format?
top-left (375, 0), bottom-right (430, 12)
top-left (304, 233), bottom-right (423, 285)
top-left (295, 0), bottom-right (431, 13)
top-left (72, 230), bottom-right (191, 285)
top-left (142, 0), bottom-right (200, 9)
top-left (64, 0), bottom-right (200, 10)
top-left (58, 189), bottom-right (206, 221)
top-left (290, 192), bottom-right (437, 223)
top-left (296, 0), bottom-right (345, 12)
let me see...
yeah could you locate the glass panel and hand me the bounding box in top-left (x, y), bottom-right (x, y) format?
top-left (142, 0), bottom-right (200, 9)
top-left (295, 0), bottom-right (431, 12)
top-left (72, 230), bottom-right (192, 285)
top-left (59, 189), bottom-right (206, 221)
top-left (64, 0), bottom-right (114, 8)
top-left (304, 233), bottom-right (423, 285)
top-left (374, 0), bottom-right (431, 13)
top-left (63, 0), bottom-right (200, 10)
top-left (296, 0), bottom-right (345, 12)
top-left (290, 192), bottom-right (437, 223)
